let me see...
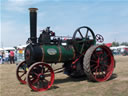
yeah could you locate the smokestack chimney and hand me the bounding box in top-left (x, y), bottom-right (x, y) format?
top-left (29, 8), bottom-right (38, 44)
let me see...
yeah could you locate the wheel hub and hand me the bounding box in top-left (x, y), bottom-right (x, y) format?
top-left (39, 74), bottom-right (45, 80)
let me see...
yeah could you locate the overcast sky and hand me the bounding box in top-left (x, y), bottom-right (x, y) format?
top-left (1, 0), bottom-right (128, 47)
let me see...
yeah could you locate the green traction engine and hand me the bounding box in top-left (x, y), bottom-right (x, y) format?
top-left (16, 8), bottom-right (115, 92)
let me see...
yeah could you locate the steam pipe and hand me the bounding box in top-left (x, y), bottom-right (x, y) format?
top-left (29, 8), bottom-right (38, 44)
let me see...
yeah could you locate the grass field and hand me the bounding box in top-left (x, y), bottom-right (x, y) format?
top-left (0, 56), bottom-right (128, 96)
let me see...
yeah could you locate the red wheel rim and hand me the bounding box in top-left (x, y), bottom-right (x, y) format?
top-left (27, 62), bottom-right (54, 92)
top-left (16, 61), bottom-right (27, 84)
top-left (90, 46), bottom-right (114, 82)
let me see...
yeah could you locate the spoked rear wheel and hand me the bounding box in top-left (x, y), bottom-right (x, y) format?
top-left (26, 62), bottom-right (54, 92)
top-left (16, 61), bottom-right (27, 84)
top-left (84, 45), bottom-right (114, 82)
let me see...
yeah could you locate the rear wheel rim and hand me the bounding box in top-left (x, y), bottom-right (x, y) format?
top-left (16, 61), bottom-right (27, 84)
top-left (27, 62), bottom-right (54, 92)
top-left (90, 46), bottom-right (114, 81)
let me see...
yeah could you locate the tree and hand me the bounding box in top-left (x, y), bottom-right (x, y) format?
top-left (120, 42), bottom-right (128, 46)
top-left (112, 42), bottom-right (119, 47)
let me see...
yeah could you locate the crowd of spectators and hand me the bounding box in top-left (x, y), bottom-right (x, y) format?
top-left (0, 51), bottom-right (16, 64)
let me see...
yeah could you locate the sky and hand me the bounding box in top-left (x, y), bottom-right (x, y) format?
top-left (0, 0), bottom-right (128, 47)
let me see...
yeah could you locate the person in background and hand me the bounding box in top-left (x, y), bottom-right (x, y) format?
top-left (1, 51), bottom-right (5, 64)
top-left (9, 51), bottom-right (15, 64)
top-left (5, 51), bottom-right (9, 63)
top-left (0, 51), bottom-right (2, 64)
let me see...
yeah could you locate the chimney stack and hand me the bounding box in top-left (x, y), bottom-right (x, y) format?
top-left (29, 8), bottom-right (38, 44)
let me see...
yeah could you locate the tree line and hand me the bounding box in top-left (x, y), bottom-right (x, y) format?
top-left (112, 42), bottom-right (128, 47)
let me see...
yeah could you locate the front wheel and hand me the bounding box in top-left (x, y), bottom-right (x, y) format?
top-left (26, 62), bottom-right (54, 92)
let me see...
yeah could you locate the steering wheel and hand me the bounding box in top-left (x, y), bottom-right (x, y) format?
top-left (72, 26), bottom-right (96, 54)
top-left (96, 34), bottom-right (104, 43)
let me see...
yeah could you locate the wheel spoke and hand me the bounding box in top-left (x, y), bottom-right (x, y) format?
top-left (78, 30), bottom-right (84, 38)
top-left (94, 68), bottom-right (98, 78)
top-left (91, 59), bottom-right (97, 63)
top-left (32, 71), bottom-right (38, 76)
top-left (102, 63), bottom-right (109, 68)
top-left (90, 64), bottom-right (96, 68)
top-left (41, 79), bottom-right (51, 89)
top-left (20, 72), bottom-right (26, 78)
top-left (32, 78), bottom-right (39, 84)
top-left (24, 77), bottom-right (26, 81)
top-left (92, 66), bottom-right (98, 71)
top-left (85, 29), bottom-right (88, 39)
top-left (80, 43), bottom-right (85, 53)
top-left (42, 66), bottom-right (49, 73)
top-left (45, 68), bottom-right (49, 73)
top-left (44, 73), bottom-right (51, 77)
top-left (101, 64), bottom-right (106, 71)
top-left (37, 80), bottom-right (40, 88)
top-left (103, 54), bottom-right (109, 59)
top-left (43, 79), bottom-right (49, 82)
top-left (92, 54), bottom-right (97, 60)
top-left (41, 66), bottom-right (44, 73)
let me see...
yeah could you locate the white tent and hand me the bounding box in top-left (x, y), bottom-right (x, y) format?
top-left (3, 47), bottom-right (15, 51)
top-left (117, 45), bottom-right (128, 49)
top-left (0, 48), bottom-right (4, 51)
top-left (17, 45), bottom-right (27, 49)
top-left (110, 46), bottom-right (128, 50)
top-left (110, 45), bottom-right (128, 53)
top-left (110, 47), bottom-right (118, 50)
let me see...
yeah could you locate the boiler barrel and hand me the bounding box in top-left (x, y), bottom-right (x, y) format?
top-left (40, 45), bottom-right (75, 63)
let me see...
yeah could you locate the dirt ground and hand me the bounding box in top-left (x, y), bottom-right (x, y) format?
top-left (0, 55), bottom-right (128, 96)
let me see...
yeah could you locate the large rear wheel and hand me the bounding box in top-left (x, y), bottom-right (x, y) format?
top-left (83, 45), bottom-right (114, 82)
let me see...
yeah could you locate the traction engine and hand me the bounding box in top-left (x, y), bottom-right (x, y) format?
top-left (16, 8), bottom-right (115, 92)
